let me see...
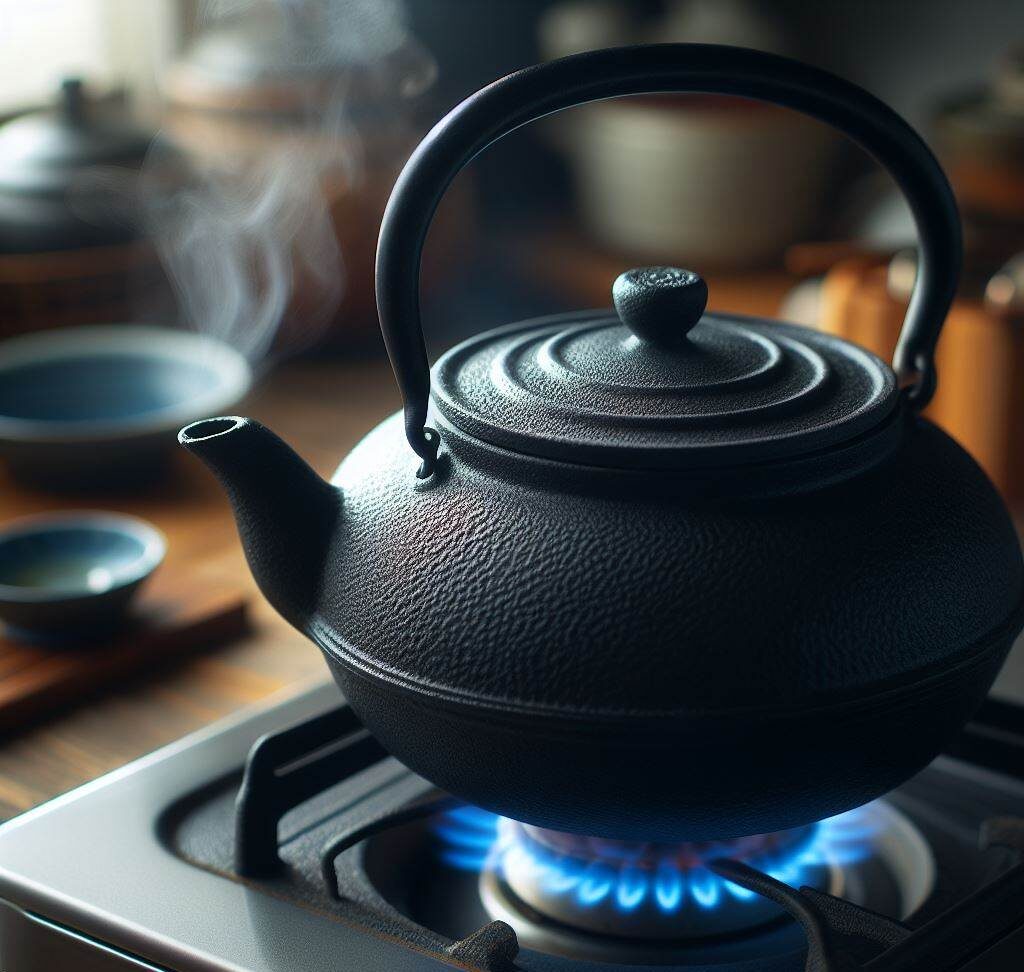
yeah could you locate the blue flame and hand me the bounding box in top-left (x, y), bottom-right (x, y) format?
top-left (434, 804), bottom-right (876, 916)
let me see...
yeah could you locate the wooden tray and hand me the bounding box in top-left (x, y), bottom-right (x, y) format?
top-left (0, 572), bottom-right (248, 734)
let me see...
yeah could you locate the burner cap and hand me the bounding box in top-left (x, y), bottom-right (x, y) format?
top-left (486, 818), bottom-right (836, 940)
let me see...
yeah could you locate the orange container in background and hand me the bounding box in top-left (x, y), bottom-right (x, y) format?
top-left (819, 255), bottom-right (1024, 506)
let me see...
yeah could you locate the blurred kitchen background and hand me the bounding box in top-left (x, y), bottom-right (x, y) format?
top-left (4, 0), bottom-right (1024, 485)
top-left (2, 0), bottom-right (1024, 807)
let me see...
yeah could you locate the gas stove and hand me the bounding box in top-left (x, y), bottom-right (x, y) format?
top-left (0, 679), bottom-right (1022, 971)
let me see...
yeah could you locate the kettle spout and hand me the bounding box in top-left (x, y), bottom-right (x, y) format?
top-left (178, 417), bottom-right (340, 632)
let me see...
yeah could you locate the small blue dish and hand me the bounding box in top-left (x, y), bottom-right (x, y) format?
top-left (0, 512), bottom-right (166, 643)
top-left (0, 325), bottom-right (251, 489)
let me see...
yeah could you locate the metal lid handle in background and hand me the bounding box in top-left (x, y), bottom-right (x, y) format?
top-left (376, 44), bottom-right (962, 476)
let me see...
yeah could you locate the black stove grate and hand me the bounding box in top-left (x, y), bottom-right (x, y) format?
top-left (710, 825), bottom-right (1024, 971)
top-left (235, 705), bottom-right (387, 877)
top-left (209, 699), bottom-right (1024, 972)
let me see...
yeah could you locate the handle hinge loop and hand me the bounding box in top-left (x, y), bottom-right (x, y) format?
top-left (414, 427), bottom-right (441, 479)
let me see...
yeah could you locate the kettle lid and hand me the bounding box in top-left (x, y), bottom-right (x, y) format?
top-left (432, 267), bottom-right (898, 471)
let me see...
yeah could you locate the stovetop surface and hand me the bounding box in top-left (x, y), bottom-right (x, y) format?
top-left (0, 680), bottom-right (1023, 972)
top-left (0, 681), bottom-right (437, 972)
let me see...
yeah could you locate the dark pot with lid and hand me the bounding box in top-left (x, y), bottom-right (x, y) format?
top-left (0, 79), bottom-right (156, 254)
top-left (180, 45), bottom-right (1024, 842)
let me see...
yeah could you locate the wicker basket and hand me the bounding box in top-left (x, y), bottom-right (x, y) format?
top-left (0, 241), bottom-right (172, 338)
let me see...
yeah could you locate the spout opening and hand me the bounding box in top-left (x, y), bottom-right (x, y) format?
top-left (179, 416), bottom-right (244, 444)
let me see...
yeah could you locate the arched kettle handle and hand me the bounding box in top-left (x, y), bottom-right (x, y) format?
top-left (375, 44), bottom-right (962, 476)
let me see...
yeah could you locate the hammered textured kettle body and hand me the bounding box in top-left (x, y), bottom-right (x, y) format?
top-left (181, 45), bottom-right (1024, 841)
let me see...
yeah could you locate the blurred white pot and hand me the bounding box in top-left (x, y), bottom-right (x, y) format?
top-left (566, 97), bottom-right (837, 269)
top-left (540, 0), bottom-right (838, 269)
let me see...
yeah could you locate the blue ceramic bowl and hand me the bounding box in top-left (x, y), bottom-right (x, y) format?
top-left (0, 512), bottom-right (166, 642)
top-left (0, 326), bottom-right (251, 488)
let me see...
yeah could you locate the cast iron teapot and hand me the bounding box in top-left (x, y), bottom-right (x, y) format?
top-left (180, 45), bottom-right (1024, 842)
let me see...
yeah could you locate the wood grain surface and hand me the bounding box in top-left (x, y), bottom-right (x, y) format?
top-left (0, 571), bottom-right (248, 735)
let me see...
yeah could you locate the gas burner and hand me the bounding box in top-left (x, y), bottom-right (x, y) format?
top-left (5, 686), bottom-right (1024, 972)
top-left (489, 817), bottom-right (833, 938)
top-left (434, 801), bottom-right (936, 960)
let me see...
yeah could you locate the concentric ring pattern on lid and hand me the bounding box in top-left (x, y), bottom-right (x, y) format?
top-left (432, 267), bottom-right (898, 470)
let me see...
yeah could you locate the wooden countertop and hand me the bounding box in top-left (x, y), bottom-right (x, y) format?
top-left (0, 358), bottom-right (400, 821)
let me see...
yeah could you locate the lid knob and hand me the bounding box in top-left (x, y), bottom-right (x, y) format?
top-left (612, 267), bottom-right (708, 350)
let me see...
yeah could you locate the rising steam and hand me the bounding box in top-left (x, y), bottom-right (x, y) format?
top-left (146, 0), bottom-right (436, 359)
top-left (142, 139), bottom-right (341, 361)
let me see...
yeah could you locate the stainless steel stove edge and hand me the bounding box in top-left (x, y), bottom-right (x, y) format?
top-left (0, 678), bottom-right (457, 972)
